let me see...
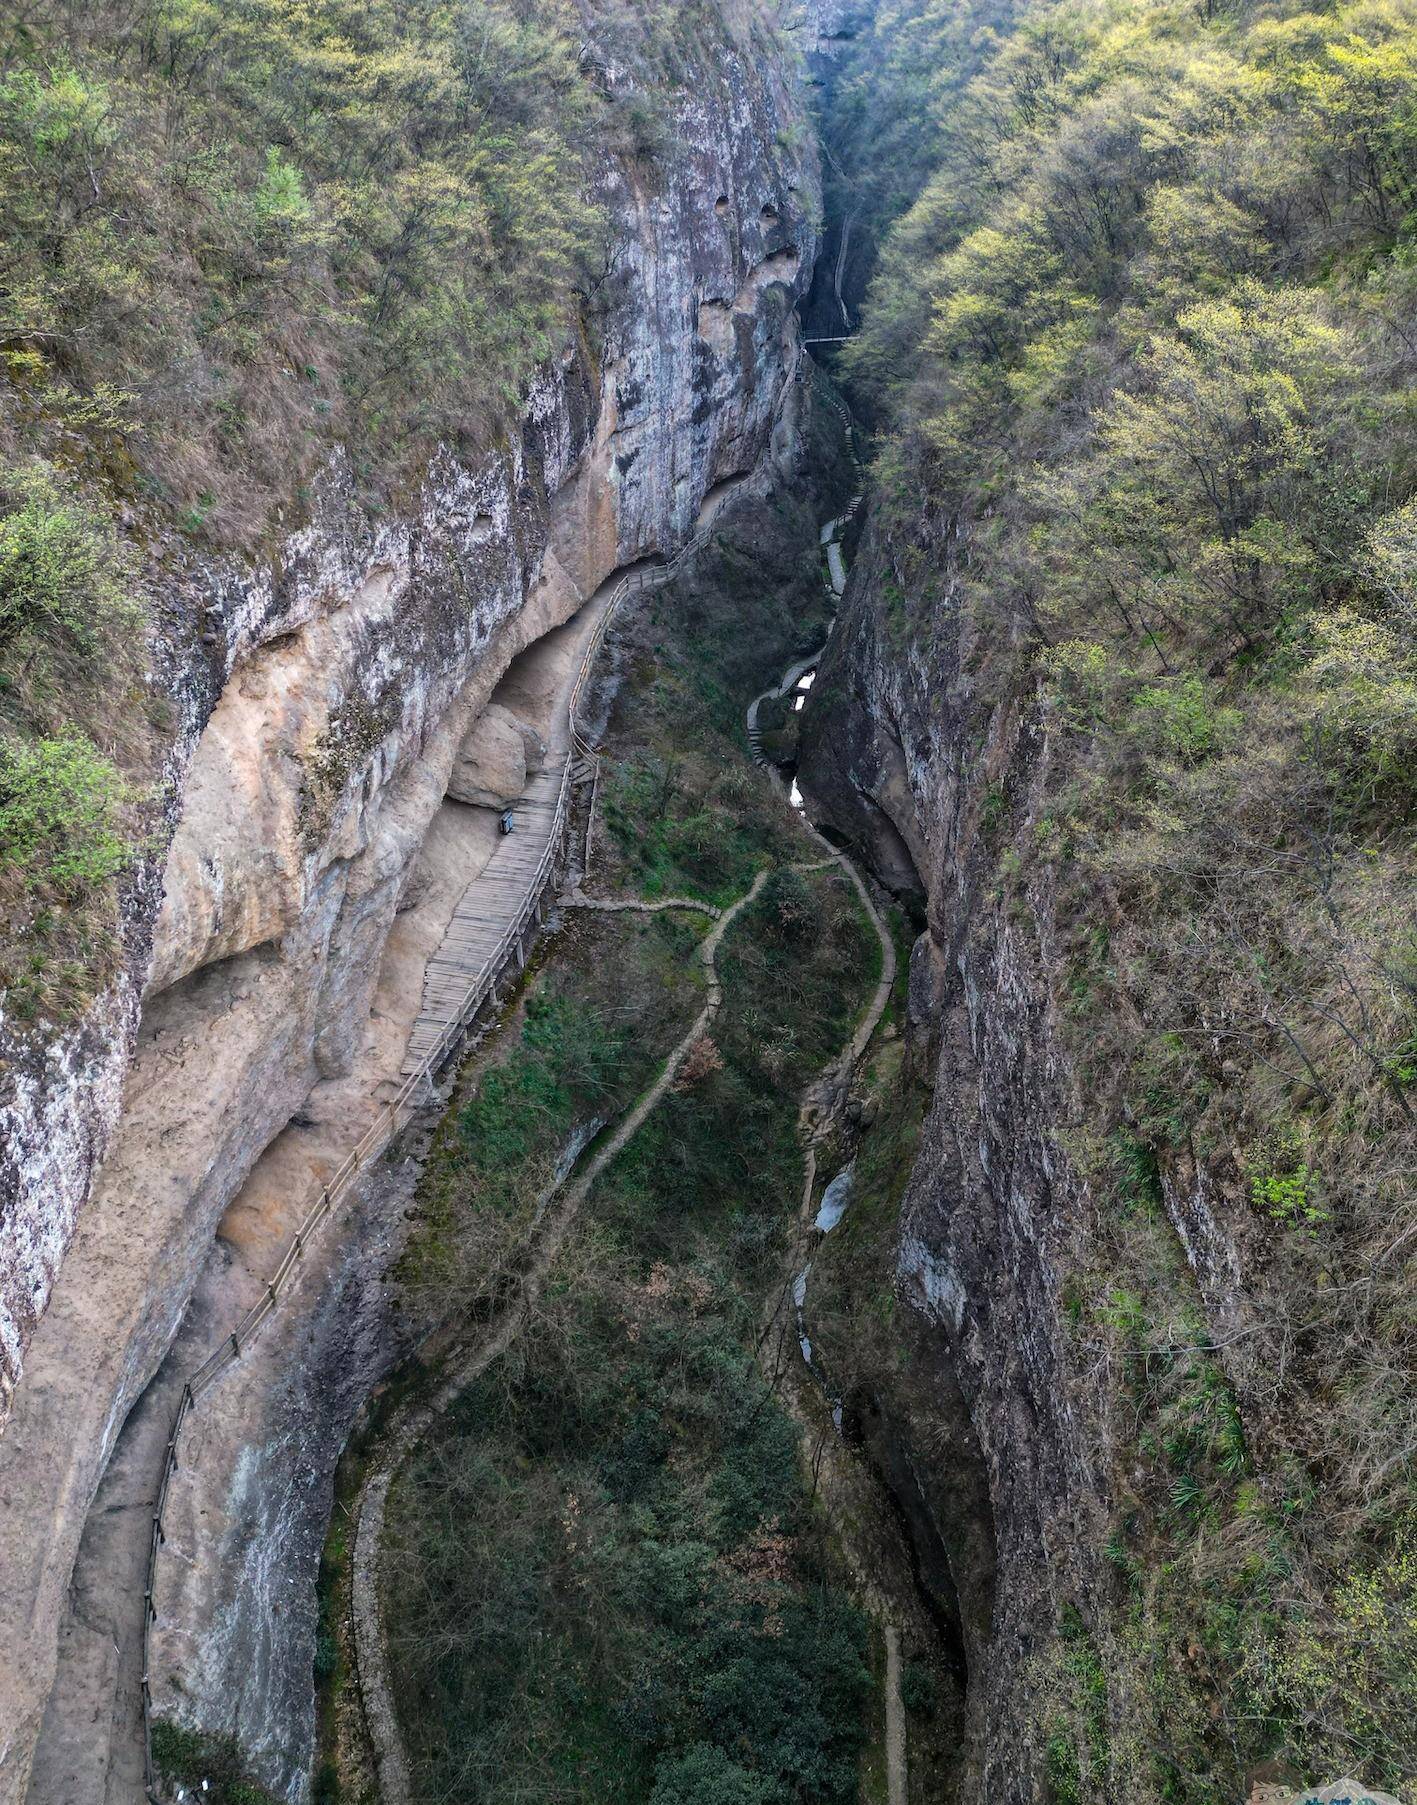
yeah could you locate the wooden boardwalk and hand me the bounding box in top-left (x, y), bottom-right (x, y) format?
top-left (401, 756), bottom-right (573, 1074)
top-left (400, 536), bottom-right (707, 1075)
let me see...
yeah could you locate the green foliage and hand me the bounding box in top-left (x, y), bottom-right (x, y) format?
top-left (1241, 1522), bottom-right (1417, 1789)
top-left (388, 1242), bottom-right (872, 1804)
top-left (251, 146), bottom-right (313, 235)
top-left (838, 0), bottom-right (1417, 1790)
top-left (0, 732), bottom-right (130, 900)
top-left (899, 1661), bottom-right (935, 1717)
top-left (384, 496), bottom-right (881, 1801)
top-left (1250, 1163), bottom-right (1327, 1237)
top-left (401, 911), bottom-right (700, 1306)
top-left (1128, 676), bottom-right (1238, 768)
top-left (1040, 1605), bottom-right (1109, 1805)
top-left (456, 989), bottom-right (631, 1179)
top-left (649, 1745), bottom-right (783, 1805)
top-left (0, 462), bottom-right (133, 662)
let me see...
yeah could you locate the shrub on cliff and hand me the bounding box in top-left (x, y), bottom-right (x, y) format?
top-left (0, 462), bottom-right (134, 668)
top-left (0, 733), bottom-right (130, 902)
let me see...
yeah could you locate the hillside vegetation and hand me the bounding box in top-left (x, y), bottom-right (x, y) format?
top-left (0, 0), bottom-right (742, 1015)
top-left (835, 0), bottom-right (1417, 1794)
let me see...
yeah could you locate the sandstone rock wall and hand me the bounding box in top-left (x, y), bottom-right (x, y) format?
top-left (0, 8), bottom-right (822, 1798)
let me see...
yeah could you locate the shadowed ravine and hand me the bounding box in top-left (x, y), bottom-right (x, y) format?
top-left (348, 494), bottom-right (911, 1802)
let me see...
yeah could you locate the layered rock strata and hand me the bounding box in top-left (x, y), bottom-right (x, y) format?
top-left (0, 10), bottom-right (821, 1800)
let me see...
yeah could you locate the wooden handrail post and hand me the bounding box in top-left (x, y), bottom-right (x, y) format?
top-left (137, 491), bottom-right (736, 1789)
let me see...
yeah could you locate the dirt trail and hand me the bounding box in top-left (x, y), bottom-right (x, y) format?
top-left (562, 892), bottom-right (721, 919)
top-left (885, 1625), bottom-right (908, 1805)
top-left (350, 813), bottom-right (894, 1802)
top-left (351, 870), bottom-right (774, 1804)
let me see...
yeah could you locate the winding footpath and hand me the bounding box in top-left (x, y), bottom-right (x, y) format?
top-left (351, 879), bottom-right (774, 1804)
top-left (353, 835), bottom-right (895, 1802)
top-left (351, 420), bottom-right (906, 1805)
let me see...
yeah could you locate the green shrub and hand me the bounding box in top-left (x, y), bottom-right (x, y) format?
top-left (0, 732), bottom-right (130, 900)
top-left (900, 1660), bottom-right (936, 1717)
top-left (0, 464), bottom-right (132, 664)
top-left (1129, 676), bottom-right (1238, 768)
top-left (1251, 1165), bottom-right (1327, 1237)
top-left (0, 0), bottom-right (634, 527)
top-left (649, 1742), bottom-right (784, 1805)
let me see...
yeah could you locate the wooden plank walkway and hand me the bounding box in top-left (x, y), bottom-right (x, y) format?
top-left (398, 470), bottom-right (756, 1077)
top-left (401, 757), bottom-right (569, 1072)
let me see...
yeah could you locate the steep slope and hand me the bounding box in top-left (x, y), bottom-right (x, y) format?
top-left (801, 0), bottom-right (1417, 1798)
top-left (0, 4), bottom-right (828, 1799)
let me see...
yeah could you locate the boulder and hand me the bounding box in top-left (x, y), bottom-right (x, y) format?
top-left (518, 713), bottom-right (549, 775)
top-left (446, 703), bottom-right (545, 808)
top-left (1285, 1782), bottom-right (1405, 1805)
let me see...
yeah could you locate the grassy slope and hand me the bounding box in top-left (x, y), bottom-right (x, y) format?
top-left (827, 0), bottom-right (1417, 1795)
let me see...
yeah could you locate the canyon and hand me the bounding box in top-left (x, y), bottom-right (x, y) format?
top-left (0, 6), bottom-right (835, 1799)
top-left (2, 0), bottom-right (1415, 1802)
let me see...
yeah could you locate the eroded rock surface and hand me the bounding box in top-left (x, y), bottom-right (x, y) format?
top-left (0, 8), bottom-right (822, 1800)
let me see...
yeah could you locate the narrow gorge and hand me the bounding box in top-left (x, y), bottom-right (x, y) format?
top-left (1, 3), bottom-right (1415, 1805)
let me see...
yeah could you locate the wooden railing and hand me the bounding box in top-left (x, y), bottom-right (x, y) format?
top-left (136, 468), bottom-right (764, 1803)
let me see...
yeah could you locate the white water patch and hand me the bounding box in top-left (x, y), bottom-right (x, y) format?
top-left (789, 778), bottom-right (804, 811)
top-left (814, 1163), bottom-right (854, 1234)
top-left (793, 1263), bottom-right (813, 1364)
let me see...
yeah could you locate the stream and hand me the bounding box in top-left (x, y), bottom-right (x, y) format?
top-left (750, 496), bottom-right (855, 811)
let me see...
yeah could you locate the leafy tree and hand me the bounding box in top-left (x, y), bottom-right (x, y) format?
top-left (649, 1745), bottom-right (784, 1805)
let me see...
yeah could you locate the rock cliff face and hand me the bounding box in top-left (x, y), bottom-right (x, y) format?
top-left (800, 507), bottom-right (1146, 1795)
top-left (0, 11), bottom-right (822, 1800)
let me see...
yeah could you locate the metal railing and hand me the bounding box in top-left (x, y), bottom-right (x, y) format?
top-left (138, 495), bottom-right (735, 1802)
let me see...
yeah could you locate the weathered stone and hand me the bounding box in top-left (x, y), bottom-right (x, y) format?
top-left (1285, 1783), bottom-right (1404, 1805)
top-left (446, 703), bottom-right (531, 808)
